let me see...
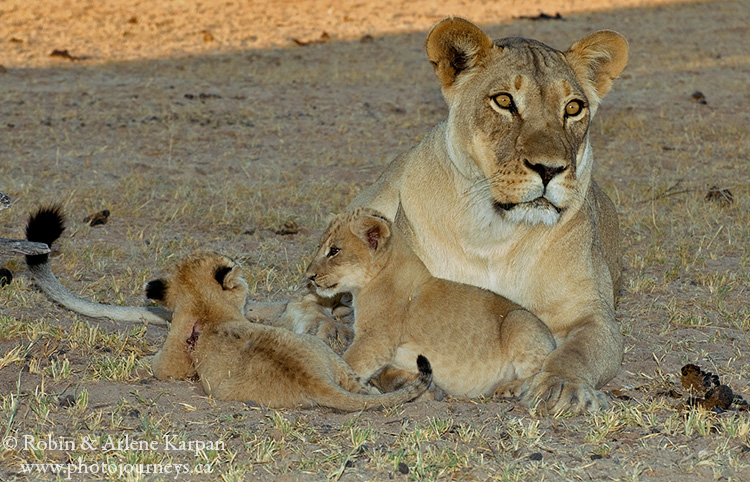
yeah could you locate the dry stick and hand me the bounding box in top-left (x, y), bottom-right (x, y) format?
top-left (639, 178), bottom-right (695, 204)
top-left (0, 237), bottom-right (51, 257)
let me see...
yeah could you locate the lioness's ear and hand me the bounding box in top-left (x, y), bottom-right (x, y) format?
top-left (354, 215), bottom-right (391, 251)
top-left (145, 279), bottom-right (168, 301)
top-left (565, 30), bottom-right (628, 104)
top-left (425, 17), bottom-right (493, 89)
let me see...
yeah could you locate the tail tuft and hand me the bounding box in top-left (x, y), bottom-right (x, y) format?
top-left (25, 205), bottom-right (66, 266)
top-left (416, 354), bottom-right (432, 376)
top-left (145, 279), bottom-right (168, 301)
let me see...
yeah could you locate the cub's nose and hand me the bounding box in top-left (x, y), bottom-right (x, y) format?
top-left (306, 273), bottom-right (318, 284)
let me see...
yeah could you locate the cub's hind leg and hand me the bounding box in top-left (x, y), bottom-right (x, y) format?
top-left (494, 310), bottom-right (556, 398)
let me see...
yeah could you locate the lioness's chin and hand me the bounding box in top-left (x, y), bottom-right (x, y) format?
top-left (493, 200), bottom-right (563, 226)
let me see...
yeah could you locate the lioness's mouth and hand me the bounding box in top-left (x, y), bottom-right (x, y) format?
top-left (493, 198), bottom-right (562, 214)
top-left (493, 201), bottom-right (517, 211)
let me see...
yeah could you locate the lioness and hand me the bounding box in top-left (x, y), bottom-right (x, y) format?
top-left (147, 250), bottom-right (432, 410)
top-left (298, 18), bottom-right (628, 412)
top-left (306, 208), bottom-right (556, 398)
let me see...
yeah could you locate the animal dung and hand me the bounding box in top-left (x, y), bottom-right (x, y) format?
top-left (680, 363), bottom-right (748, 412)
top-left (705, 186), bottom-right (733, 205)
top-left (83, 209), bottom-right (110, 226)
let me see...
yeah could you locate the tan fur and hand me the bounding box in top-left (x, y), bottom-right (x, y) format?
top-left (298, 18), bottom-right (628, 412)
top-left (149, 251), bottom-right (431, 410)
top-left (306, 209), bottom-right (557, 398)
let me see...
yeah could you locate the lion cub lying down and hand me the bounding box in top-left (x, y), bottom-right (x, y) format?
top-left (148, 250), bottom-right (431, 410)
top-left (306, 208), bottom-right (557, 398)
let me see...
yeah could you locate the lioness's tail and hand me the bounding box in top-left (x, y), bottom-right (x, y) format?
top-left (320, 355), bottom-right (432, 411)
top-left (25, 205), bottom-right (171, 325)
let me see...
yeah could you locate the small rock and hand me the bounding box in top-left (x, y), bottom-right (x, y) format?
top-left (397, 462), bottom-right (409, 475)
top-left (50, 49), bottom-right (80, 61)
top-left (518, 12), bottom-right (564, 21)
top-left (276, 220), bottom-right (299, 235)
top-left (691, 91), bottom-right (707, 105)
top-left (529, 452), bottom-right (543, 461)
top-left (59, 395), bottom-right (76, 408)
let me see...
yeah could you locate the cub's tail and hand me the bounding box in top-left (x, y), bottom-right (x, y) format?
top-left (319, 355), bottom-right (433, 411)
top-left (25, 205), bottom-right (171, 325)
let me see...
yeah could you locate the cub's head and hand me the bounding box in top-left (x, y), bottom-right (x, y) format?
top-left (145, 250), bottom-right (248, 322)
top-left (305, 208), bottom-right (392, 297)
top-left (426, 18), bottom-right (628, 225)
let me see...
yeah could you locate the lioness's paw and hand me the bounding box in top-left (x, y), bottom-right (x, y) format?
top-left (518, 372), bottom-right (608, 413)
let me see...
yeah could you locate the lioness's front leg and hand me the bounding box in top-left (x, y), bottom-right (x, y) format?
top-left (517, 313), bottom-right (622, 413)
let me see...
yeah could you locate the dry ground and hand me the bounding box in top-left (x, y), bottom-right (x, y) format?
top-left (1, 0), bottom-right (749, 480)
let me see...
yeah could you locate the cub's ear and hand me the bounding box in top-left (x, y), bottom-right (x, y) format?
top-left (145, 279), bottom-right (168, 301)
top-left (354, 214), bottom-right (391, 251)
top-left (565, 30), bottom-right (628, 105)
top-left (214, 263), bottom-right (244, 290)
top-left (425, 17), bottom-right (493, 89)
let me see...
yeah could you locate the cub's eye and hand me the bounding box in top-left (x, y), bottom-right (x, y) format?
top-left (565, 100), bottom-right (584, 117)
top-left (326, 247), bottom-right (340, 258)
top-left (492, 93), bottom-right (514, 110)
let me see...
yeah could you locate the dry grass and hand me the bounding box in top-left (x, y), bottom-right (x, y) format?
top-left (1, 0), bottom-right (749, 480)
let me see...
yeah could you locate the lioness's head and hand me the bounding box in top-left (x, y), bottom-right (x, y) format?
top-left (427, 18), bottom-right (628, 225)
top-left (145, 250), bottom-right (248, 321)
top-left (305, 208), bottom-right (392, 297)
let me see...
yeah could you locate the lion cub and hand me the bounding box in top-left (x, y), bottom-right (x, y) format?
top-left (306, 208), bottom-right (557, 398)
top-left (148, 250), bottom-right (431, 410)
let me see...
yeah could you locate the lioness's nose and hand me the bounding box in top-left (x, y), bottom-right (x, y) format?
top-left (524, 160), bottom-right (566, 186)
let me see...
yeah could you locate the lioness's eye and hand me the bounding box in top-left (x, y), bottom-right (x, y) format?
top-left (565, 100), bottom-right (584, 117)
top-left (326, 247), bottom-right (340, 258)
top-left (492, 94), bottom-right (514, 110)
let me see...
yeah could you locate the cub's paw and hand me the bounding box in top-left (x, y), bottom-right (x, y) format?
top-left (282, 294), bottom-right (353, 344)
top-left (315, 318), bottom-right (354, 345)
top-left (517, 372), bottom-right (608, 413)
top-left (493, 378), bottom-right (526, 398)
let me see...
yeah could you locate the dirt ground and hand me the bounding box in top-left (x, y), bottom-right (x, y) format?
top-left (1, 0), bottom-right (749, 480)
